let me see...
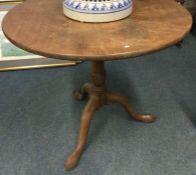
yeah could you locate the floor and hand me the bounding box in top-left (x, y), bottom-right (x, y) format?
top-left (0, 34), bottom-right (196, 175)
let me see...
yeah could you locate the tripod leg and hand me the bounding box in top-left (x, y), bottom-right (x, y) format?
top-left (107, 91), bottom-right (156, 123)
top-left (73, 83), bottom-right (93, 100)
top-left (65, 96), bottom-right (98, 171)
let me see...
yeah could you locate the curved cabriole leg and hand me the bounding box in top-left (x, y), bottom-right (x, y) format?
top-left (73, 83), bottom-right (93, 100)
top-left (65, 96), bottom-right (98, 171)
top-left (106, 91), bottom-right (156, 123)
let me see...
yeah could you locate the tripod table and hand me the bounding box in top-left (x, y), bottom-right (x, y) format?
top-left (2, 0), bottom-right (192, 171)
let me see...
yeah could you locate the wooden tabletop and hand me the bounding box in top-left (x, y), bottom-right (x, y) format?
top-left (2, 0), bottom-right (192, 61)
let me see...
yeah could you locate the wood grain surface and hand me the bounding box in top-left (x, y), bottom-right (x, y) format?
top-left (2, 0), bottom-right (192, 61)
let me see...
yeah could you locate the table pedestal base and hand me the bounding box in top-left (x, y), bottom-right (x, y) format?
top-left (65, 61), bottom-right (156, 171)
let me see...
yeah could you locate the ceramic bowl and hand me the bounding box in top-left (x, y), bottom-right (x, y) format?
top-left (63, 0), bottom-right (133, 22)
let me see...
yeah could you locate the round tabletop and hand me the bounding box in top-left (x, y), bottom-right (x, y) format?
top-left (2, 0), bottom-right (192, 61)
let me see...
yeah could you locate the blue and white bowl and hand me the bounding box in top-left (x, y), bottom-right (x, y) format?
top-left (63, 0), bottom-right (133, 22)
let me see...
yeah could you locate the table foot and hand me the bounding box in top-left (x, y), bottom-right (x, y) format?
top-left (65, 96), bottom-right (98, 171)
top-left (106, 91), bottom-right (156, 123)
top-left (65, 61), bottom-right (156, 171)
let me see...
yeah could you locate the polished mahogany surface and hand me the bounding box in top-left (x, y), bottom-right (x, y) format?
top-left (2, 0), bottom-right (192, 61)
